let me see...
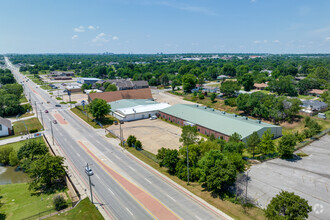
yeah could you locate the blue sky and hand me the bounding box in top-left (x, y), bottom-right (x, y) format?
top-left (1, 0), bottom-right (330, 54)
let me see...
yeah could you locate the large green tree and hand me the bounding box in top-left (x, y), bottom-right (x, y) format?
top-left (17, 140), bottom-right (48, 160)
top-left (259, 129), bottom-right (275, 155)
top-left (182, 74), bottom-right (197, 93)
top-left (278, 134), bottom-right (297, 159)
top-left (220, 81), bottom-right (240, 97)
top-left (28, 154), bottom-right (67, 190)
top-left (88, 98), bottom-right (111, 120)
top-left (179, 126), bottom-right (198, 146)
top-left (246, 131), bottom-right (261, 159)
top-left (157, 148), bottom-right (179, 174)
top-left (265, 191), bottom-right (312, 220)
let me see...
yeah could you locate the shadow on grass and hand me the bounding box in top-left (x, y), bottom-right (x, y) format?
top-left (0, 213), bottom-right (6, 220)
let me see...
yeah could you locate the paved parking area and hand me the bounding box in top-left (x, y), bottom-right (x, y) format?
top-left (111, 119), bottom-right (182, 154)
top-left (152, 90), bottom-right (194, 106)
top-left (247, 135), bottom-right (330, 220)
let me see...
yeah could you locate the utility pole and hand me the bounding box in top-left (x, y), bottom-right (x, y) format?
top-left (187, 146), bottom-right (190, 185)
top-left (50, 121), bottom-right (54, 145)
top-left (85, 163), bottom-right (94, 204)
top-left (40, 110), bottom-right (44, 127)
top-left (35, 102), bottom-right (38, 118)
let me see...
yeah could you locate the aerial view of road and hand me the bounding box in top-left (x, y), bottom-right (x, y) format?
top-left (5, 57), bottom-right (231, 220)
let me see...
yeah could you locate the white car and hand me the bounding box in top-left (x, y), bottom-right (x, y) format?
top-left (150, 115), bottom-right (157, 120)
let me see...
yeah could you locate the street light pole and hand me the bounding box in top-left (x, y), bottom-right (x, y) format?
top-left (50, 121), bottom-right (54, 145)
top-left (35, 101), bottom-right (38, 118)
top-left (40, 110), bottom-right (44, 127)
top-left (186, 146), bottom-right (190, 185)
top-left (85, 163), bottom-right (94, 204)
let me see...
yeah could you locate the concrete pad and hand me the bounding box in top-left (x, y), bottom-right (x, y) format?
top-left (247, 135), bottom-right (330, 220)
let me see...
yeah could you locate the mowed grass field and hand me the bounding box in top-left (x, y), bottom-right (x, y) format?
top-left (13, 117), bottom-right (43, 135)
top-left (47, 198), bottom-right (104, 220)
top-left (0, 183), bottom-right (70, 220)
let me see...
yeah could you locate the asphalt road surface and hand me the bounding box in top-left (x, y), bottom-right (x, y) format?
top-left (5, 57), bottom-right (231, 220)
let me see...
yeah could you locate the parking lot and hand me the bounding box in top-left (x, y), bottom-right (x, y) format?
top-left (247, 135), bottom-right (330, 220)
top-left (111, 118), bottom-right (182, 154)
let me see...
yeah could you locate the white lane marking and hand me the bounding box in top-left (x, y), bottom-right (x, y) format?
top-left (107, 188), bottom-right (115, 195)
top-left (195, 215), bottom-right (202, 220)
top-left (144, 178), bottom-right (152, 184)
top-left (167, 194), bottom-right (176, 202)
top-left (114, 154), bottom-right (120, 160)
top-left (126, 207), bottom-right (133, 216)
top-left (128, 166), bottom-right (135, 171)
top-left (96, 175), bottom-right (100, 180)
top-left (77, 153), bottom-right (81, 158)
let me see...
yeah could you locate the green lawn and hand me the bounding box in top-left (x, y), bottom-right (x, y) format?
top-left (47, 198), bottom-right (104, 220)
top-left (19, 112), bottom-right (35, 119)
top-left (0, 137), bottom-right (43, 151)
top-left (19, 95), bottom-right (28, 103)
top-left (0, 183), bottom-right (70, 220)
top-left (13, 117), bottom-right (43, 135)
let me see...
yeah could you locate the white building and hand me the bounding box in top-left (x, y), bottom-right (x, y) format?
top-left (113, 103), bottom-right (170, 121)
top-left (0, 117), bottom-right (13, 137)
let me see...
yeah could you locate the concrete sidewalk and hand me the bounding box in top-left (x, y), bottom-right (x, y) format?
top-left (0, 132), bottom-right (44, 146)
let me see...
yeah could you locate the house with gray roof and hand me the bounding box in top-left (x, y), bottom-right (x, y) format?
top-left (159, 104), bottom-right (282, 142)
top-left (0, 117), bottom-right (13, 137)
top-left (300, 100), bottom-right (328, 115)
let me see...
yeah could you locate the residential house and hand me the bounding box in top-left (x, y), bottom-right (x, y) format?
top-left (253, 83), bottom-right (268, 90)
top-left (308, 89), bottom-right (327, 97)
top-left (88, 88), bottom-right (153, 103)
top-left (300, 100), bottom-right (328, 115)
top-left (0, 117), bottom-right (13, 137)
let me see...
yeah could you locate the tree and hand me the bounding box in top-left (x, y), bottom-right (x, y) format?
top-left (179, 126), bottom-right (198, 147)
top-left (220, 81), bottom-right (240, 97)
top-left (221, 64), bottom-right (236, 77)
top-left (135, 140), bottom-right (142, 149)
top-left (81, 83), bottom-right (91, 91)
top-left (9, 151), bottom-right (19, 166)
top-left (105, 84), bottom-right (117, 92)
top-left (198, 150), bottom-right (236, 193)
top-left (0, 146), bottom-right (14, 165)
top-left (171, 79), bottom-right (179, 91)
top-left (265, 191), bottom-right (312, 220)
top-left (278, 134), bottom-right (296, 159)
top-left (88, 98), bottom-right (111, 120)
top-left (182, 74), bottom-right (197, 93)
top-left (17, 140), bottom-right (48, 160)
top-left (247, 132), bottom-right (261, 159)
top-left (229, 132), bottom-right (242, 143)
top-left (312, 66), bottom-right (330, 81)
top-left (259, 129), bottom-right (275, 155)
top-left (127, 135), bottom-right (137, 147)
top-left (240, 73), bottom-right (254, 91)
top-left (210, 93), bottom-right (217, 103)
top-left (28, 154), bottom-right (67, 190)
top-left (268, 76), bottom-right (297, 96)
top-left (157, 148), bottom-right (179, 174)
top-left (198, 93), bottom-right (204, 99)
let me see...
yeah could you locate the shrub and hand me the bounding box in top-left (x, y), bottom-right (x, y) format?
top-left (9, 151), bottom-right (19, 166)
top-left (29, 129), bottom-right (38, 133)
top-left (53, 195), bottom-right (67, 211)
top-left (0, 146), bottom-right (14, 165)
top-left (198, 93), bottom-right (205, 99)
top-left (127, 135), bottom-right (137, 147)
top-left (135, 140), bottom-right (142, 149)
top-left (224, 98), bottom-right (237, 106)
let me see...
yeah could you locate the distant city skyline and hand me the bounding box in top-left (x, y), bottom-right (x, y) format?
top-left (1, 0), bottom-right (330, 54)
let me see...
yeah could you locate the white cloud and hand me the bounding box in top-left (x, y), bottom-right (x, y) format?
top-left (72, 35), bottom-right (79, 40)
top-left (112, 36), bottom-right (119, 40)
top-left (273, 40), bottom-right (280, 43)
top-left (251, 0), bottom-right (257, 3)
top-left (92, 33), bottom-right (109, 44)
top-left (253, 40), bottom-right (261, 44)
top-left (74, 26), bottom-right (85, 32)
top-left (191, 42), bottom-right (199, 46)
top-left (88, 25), bottom-right (96, 30)
top-left (325, 37), bottom-right (330, 41)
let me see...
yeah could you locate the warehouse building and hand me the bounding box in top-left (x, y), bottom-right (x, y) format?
top-left (77, 77), bottom-right (101, 85)
top-left (88, 88), bottom-right (153, 103)
top-left (159, 104), bottom-right (282, 142)
top-left (109, 99), bottom-right (170, 121)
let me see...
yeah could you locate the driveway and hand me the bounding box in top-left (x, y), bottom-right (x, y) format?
top-left (111, 119), bottom-right (182, 154)
top-left (247, 135), bottom-right (330, 220)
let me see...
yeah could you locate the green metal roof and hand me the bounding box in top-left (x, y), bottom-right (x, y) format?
top-left (109, 99), bottom-right (158, 112)
top-left (160, 104), bottom-right (281, 140)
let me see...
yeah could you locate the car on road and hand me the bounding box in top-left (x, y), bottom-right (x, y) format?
top-left (44, 110), bottom-right (48, 113)
top-left (85, 167), bottom-right (94, 176)
top-left (47, 101), bottom-right (50, 104)
top-left (55, 104), bottom-right (61, 107)
top-left (150, 115), bottom-right (157, 120)
top-left (53, 120), bottom-right (57, 124)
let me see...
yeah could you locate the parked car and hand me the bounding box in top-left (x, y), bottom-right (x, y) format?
top-left (114, 121), bottom-right (118, 125)
top-left (44, 110), bottom-right (48, 113)
top-left (85, 167), bottom-right (94, 176)
top-left (55, 104), bottom-right (61, 107)
top-left (53, 120), bottom-right (57, 124)
top-left (150, 115), bottom-right (157, 120)
top-left (47, 101), bottom-right (50, 104)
